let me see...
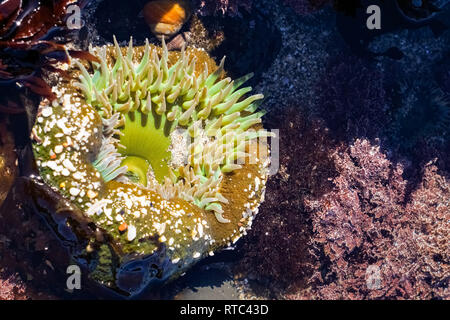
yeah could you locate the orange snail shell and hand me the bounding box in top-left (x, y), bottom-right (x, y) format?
top-left (143, 0), bottom-right (191, 39)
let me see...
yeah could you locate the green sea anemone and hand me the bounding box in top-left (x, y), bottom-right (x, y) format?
top-left (31, 37), bottom-right (272, 292)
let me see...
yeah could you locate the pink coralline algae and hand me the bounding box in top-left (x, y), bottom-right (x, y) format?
top-left (238, 111), bottom-right (449, 299)
top-left (405, 164), bottom-right (449, 299)
top-left (0, 272), bottom-right (28, 300)
top-left (300, 139), bottom-right (449, 299)
top-left (195, 0), bottom-right (252, 16)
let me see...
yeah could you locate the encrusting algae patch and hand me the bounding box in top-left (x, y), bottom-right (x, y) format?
top-left (31, 37), bottom-right (273, 293)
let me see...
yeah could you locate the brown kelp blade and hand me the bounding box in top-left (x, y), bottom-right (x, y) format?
top-left (68, 50), bottom-right (101, 63)
top-left (0, 0), bottom-right (21, 33)
top-left (22, 76), bottom-right (55, 100)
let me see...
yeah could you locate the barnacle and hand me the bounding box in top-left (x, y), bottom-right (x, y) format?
top-left (31, 37), bottom-right (272, 289)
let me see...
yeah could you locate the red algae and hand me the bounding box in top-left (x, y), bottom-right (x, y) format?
top-left (298, 140), bottom-right (449, 299)
top-left (0, 272), bottom-right (28, 300)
